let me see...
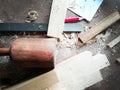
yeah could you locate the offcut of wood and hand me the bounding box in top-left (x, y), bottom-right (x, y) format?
top-left (78, 11), bottom-right (120, 43)
top-left (47, 0), bottom-right (68, 38)
top-left (107, 35), bottom-right (120, 48)
top-left (48, 51), bottom-right (110, 90)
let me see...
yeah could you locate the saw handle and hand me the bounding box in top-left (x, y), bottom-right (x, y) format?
top-left (0, 48), bottom-right (10, 55)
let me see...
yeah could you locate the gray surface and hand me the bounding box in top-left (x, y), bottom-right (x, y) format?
top-left (0, 23), bottom-right (48, 31)
top-left (64, 22), bottom-right (84, 32)
top-left (0, 0), bottom-right (52, 23)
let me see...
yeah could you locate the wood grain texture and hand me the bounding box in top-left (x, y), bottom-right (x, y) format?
top-left (47, 0), bottom-right (68, 38)
top-left (78, 11), bottom-right (120, 43)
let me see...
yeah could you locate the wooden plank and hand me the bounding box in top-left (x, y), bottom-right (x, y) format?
top-left (6, 70), bottom-right (58, 90)
top-left (52, 51), bottom-right (109, 90)
top-left (46, 83), bottom-right (67, 90)
top-left (107, 35), bottom-right (120, 48)
top-left (78, 11), bottom-right (120, 43)
top-left (47, 71), bottom-right (102, 90)
top-left (47, 0), bottom-right (68, 38)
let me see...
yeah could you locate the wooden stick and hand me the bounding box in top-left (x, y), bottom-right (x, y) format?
top-left (107, 35), bottom-right (120, 48)
top-left (78, 11), bottom-right (120, 43)
top-left (47, 0), bottom-right (68, 38)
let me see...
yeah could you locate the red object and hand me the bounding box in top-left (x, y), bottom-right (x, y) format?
top-left (0, 38), bottom-right (57, 68)
top-left (65, 17), bottom-right (81, 23)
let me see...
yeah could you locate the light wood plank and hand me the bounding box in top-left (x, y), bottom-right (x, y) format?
top-left (47, 0), bottom-right (68, 38)
top-left (78, 11), bottom-right (120, 43)
top-left (52, 51), bottom-right (109, 90)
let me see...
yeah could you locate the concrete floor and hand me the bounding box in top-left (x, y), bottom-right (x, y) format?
top-left (0, 0), bottom-right (120, 90)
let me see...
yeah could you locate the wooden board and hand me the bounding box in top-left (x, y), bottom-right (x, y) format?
top-left (49, 51), bottom-right (110, 90)
top-left (47, 71), bottom-right (102, 90)
top-left (47, 0), bottom-right (68, 38)
top-left (78, 11), bottom-right (120, 43)
top-left (6, 70), bottom-right (58, 90)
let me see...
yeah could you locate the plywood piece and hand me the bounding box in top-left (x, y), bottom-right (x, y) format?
top-left (84, 71), bottom-right (103, 89)
top-left (107, 35), bottom-right (120, 48)
top-left (47, 71), bottom-right (102, 90)
top-left (47, 0), bottom-right (68, 38)
top-left (78, 11), bottom-right (120, 43)
top-left (91, 53), bottom-right (110, 71)
top-left (53, 51), bottom-right (110, 90)
top-left (47, 82), bottom-right (67, 90)
top-left (6, 70), bottom-right (58, 90)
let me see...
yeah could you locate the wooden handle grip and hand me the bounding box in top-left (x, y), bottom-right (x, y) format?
top-left (0, 48), bottom-right (10, 55)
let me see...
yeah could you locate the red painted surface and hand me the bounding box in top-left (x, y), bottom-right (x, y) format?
top-left (65, 17), bottom-right (81, 23)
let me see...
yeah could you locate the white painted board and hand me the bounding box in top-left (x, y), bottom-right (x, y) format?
top-left (54, 51), bottom-right (110, 90)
